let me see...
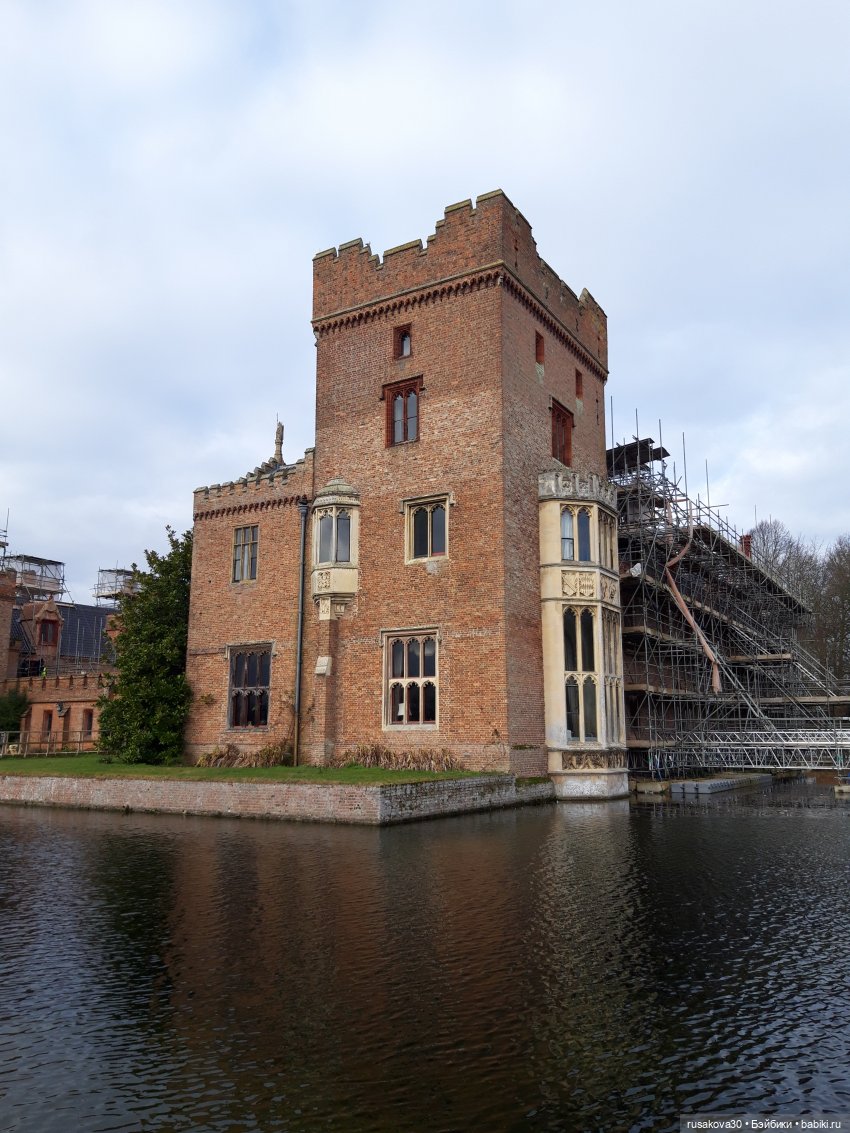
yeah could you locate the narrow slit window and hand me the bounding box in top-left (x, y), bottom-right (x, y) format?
top-left (577, 509), bottom-right (592, 562)
top-left (536, 333), bottom-right (545, 364)
top-left (413, 508), bottom-right (429, 558)
top-left (561, 510), bottom-right (574, 560)
top-left (319, 514), bottom-right (334, 564)
top-left (583, 679), bottom-right (597, 739)
top-left (565, 678), bottom-right (580, 740)
top-left (564, 609), bottom-right (578, 671)
top-left (336, 512), bottom-right (351, 563)
top-left (394, 325), bottom-right (412, 359)
top-left (575, 369), bottom-right (583, 399)
top-left (581, 609), bottom-right (595, 672)
top-left (551, 400), bottom-right (573, 465)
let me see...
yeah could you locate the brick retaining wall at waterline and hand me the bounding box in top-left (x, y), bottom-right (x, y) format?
top-left (0, 773), bottom-right (555, 825)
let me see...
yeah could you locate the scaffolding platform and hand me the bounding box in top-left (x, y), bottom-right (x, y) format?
top-left (610, 438), bottom-right (849, 775)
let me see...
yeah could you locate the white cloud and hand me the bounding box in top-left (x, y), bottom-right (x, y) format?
top-left (0, 0), bottom-right (848, 599)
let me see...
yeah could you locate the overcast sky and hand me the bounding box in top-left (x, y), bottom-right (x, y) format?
top-left (2, 0), bottom-right (848, 601)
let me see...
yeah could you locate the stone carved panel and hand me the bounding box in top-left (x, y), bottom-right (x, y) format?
top-left (562, 570), bottom-right (595, 599)
top-left (562, 751), bottom-right (621, 771)
top-left (600, 577), bottom-right (619, 604)
top-left (538, 469), bottom-right (617, 509)
top-left (316, 571), bottom-right (331, 592)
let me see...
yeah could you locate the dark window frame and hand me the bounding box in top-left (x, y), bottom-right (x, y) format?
top-left (232, 525), bottom-right (259, 583)
top-left (228, 645), bottom-right (272, 728)
top-left (551, 399), bottom-right (573, 465)
top-left (393, 324), bottom-right (413, 359)
top-left (406, 496), bottom-right (448, 561)
top-left (385, 631), bottom-right (439, 727)
top-left (384, 377), bottom-right (423, 447)
top-left (39, 620), bottom-right (58, 646)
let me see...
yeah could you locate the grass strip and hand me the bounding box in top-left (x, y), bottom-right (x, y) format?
top-left (0, 753), bottom-right (491, 786)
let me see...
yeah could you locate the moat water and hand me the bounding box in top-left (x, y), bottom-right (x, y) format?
top-left (1, 781), bottom-right (849, 1132)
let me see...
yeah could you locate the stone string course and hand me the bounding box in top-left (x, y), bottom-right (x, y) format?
top-left (0, 773), bottom-right (555, 826)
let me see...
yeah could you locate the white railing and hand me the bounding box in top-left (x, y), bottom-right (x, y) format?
top-left (0, 730), bottom-right (99, 757)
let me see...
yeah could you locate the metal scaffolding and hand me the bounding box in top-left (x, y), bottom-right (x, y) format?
top-left (2, 554), bottom-right (65, 602)
top-left (93, 568), bottom-right (139, 606)
top-left (608, 438), bottom-right (850, 774)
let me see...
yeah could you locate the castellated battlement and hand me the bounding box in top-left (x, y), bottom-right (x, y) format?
top-left (193, 449), bottom-right (315, 514)
top-left (313, 189), bottom-right (607, 371)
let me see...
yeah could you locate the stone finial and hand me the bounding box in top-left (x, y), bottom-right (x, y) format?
top-left (274, 420), bottom-right (284, 464)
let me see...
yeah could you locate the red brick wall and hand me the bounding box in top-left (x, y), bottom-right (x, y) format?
top-left (2, 672), bottom-right (103, 749)
top-left (184, 455), bottom-right (316, 761)
top-left (309, 280), bottom-right (510, 768)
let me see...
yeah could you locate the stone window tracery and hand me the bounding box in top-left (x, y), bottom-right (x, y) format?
top-left (563, 605), bottom-right (599, 742)
top-left (385, 377), bottom-right (422, 446)
top-left (228, 646), bottom-right (271, 728)
top-left (385, 632), bottom-right (438, 726)
top-left (406, 497), bottom-right (448, 561)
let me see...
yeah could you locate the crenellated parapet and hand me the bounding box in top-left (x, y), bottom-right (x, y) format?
top-left (538, 469), bottom-right (618, 510)
top-left (313, 190), bottom-right (607, 373)
top-left (193, 449), bottom-right (314, 522)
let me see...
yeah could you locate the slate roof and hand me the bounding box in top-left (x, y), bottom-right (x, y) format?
top-left (10, 602), bottom-right (113, 663)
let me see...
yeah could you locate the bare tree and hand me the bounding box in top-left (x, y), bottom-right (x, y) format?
top-left (747, 519), bottom-right (822, 606)
top-left (816, 536), bottom-right (850, 684)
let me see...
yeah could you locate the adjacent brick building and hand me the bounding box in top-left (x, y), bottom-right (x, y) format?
top-left (185, 192), bottom-right (628, 797)
top-left (0, 563), bottom-right (112, 753)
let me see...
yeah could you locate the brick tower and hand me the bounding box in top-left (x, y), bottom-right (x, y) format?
top-left (307, 191), bottom-right (625, 787)
top-left (186, 191), bottom-right (627, 794)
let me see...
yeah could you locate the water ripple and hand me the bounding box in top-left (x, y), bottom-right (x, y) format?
top-left (0, 783), bottom-right (848, 1131)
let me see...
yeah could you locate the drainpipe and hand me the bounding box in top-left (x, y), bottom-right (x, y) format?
top-left (292, 496), bottom-right (309, 767)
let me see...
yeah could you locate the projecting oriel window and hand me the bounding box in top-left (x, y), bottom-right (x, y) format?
top-left (232, 526), bottom-right (259, 583)
top-left (561, 510), bottom-right (575, 560)
top-left (316, 508), bottom-right (351, 565)
top-left (561, 507), bottom-right (593, 562)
